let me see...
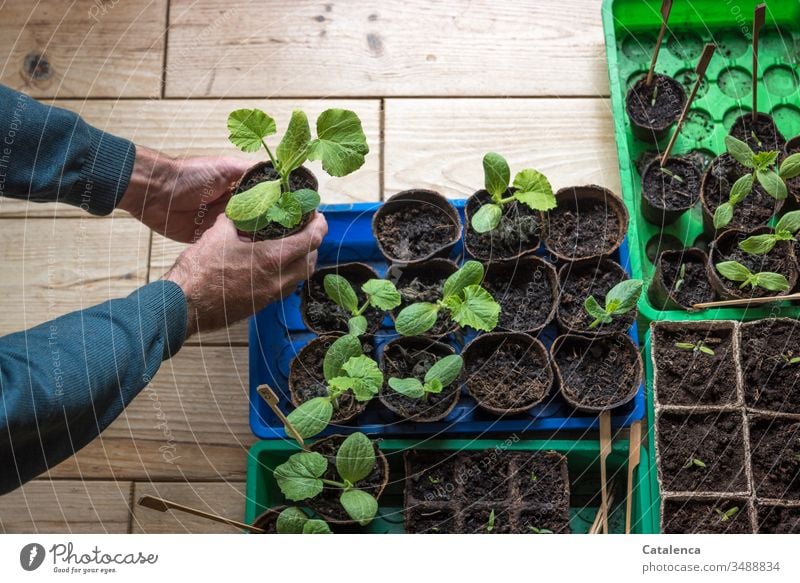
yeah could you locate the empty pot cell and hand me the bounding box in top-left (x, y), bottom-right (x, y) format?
top-left (458, 452), bottom-right (513, 503)
top-left (648, 248), bottom-right (716, 311)
top-left (740, 318), bottom-right (800, 415)
top-left (482, 257), bottom-right (557, 334)
top-left (662, 497), bottom-right (754, 534)
top-left (756, 503), bottom-right (800, 534)
top-left (748, 415), bottom-right (800, 501)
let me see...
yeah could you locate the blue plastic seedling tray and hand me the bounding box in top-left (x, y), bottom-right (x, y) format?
top-left (248, 201), bottom-right (646, 439)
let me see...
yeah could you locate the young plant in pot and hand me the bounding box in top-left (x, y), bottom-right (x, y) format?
top-left (582, 279), bottom-right (644, 333)
top-left (253, 506), bottom-right (332, 534)
top-left (322, 272), bottom-right (401, 336)
top-left (274, 431), bottom-right (388, 525)
top-left (394, 260), bottom-right (501, 336)
top-left (287, 334), bottom-right (383, 439)
top-left (544, 186), bottom-right (629, 262)
top-left (225, 107), bottom-right (368, 240)
top-left (728, 112), bottom-right (786, 153)
top-left (465, 152), bottom-right (555, 260)
top-left (626, 74), bottom-right (686, 144)
top-left (740, 318), bottom-right (800, 415)
top-left (388, 259), bottom-right (459, 337)
top-left (380, 337), bottom-right (463, 422)
top-left (661, 497), bottom-right (755, 534)
top-left (639, 156), bottom-right (702, 226)
top-left (372, 189), bottom-right (461, 264)
top-left (647, 248), bottom-right (716, 311)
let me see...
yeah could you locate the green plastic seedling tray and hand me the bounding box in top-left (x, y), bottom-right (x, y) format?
top-left (643, 332), bottom-right (661, 532)
top-left (602, 0), bottom-right (800, 326)
top-left (245, 438), bottom-right (656, 534)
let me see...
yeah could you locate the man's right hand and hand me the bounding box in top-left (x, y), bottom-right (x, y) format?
top-left (163, 212), bottom-right (328, 337)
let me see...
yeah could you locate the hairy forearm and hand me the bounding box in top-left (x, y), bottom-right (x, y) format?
top-left (116, 145), bottom-right (178, 219)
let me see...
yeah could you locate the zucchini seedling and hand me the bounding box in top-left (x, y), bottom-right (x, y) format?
top-left (738, 211), bottom-right (800, 255)
top-left (781, 354), bottom-right (800, 365)
top-left (713, 135), bottom-right (800, 229)
top-left (286, 335), bottom-right (383, 439)
top-left (714, 506), bottom-right (740, 523)
top-left (395, 261), bottom-right (501, 336)
top-left (274, 432), bottom-right (380, 526)
top-left (275, 507), bottom-right (332, 534)
top-left (324, 274), bottom-right (401, 336)
top-left (388, 354), bottom-right (463, 400)
top-left (485, 509), bottom-right (496, 533)
top-left (715, 261), bottom-right (790, 292)
top-left (674, 340), bottom-right (715, 356)
top-left (470, 152), bottom-right (556, 233)
top-left (225, 107), bottom-right (369, 233)
top-left (583, 279), bottom-right (644, 329)
top-left (673, 263), bottom-right (686, 293)
top-left (682, 457), bottom-right (707, 470)
top-left (528, 526), bottom-right (554, 534)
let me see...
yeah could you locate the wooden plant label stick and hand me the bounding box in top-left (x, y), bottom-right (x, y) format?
top-left (138, 495), bottom-right (265, 533)
top-left (625, 420), bottom-right (643, 534)
top-left (599, 410), bottom-right (613, 534)
top-left (660, 43), bottom-right (717, 165)
top-left (256, 384), bottom-right (308, 450)
top-left (646, 0), bottom-right (674, 86)
top-left (692, 291), bottom-right (800, 310)
top-left (752, 3), bottom-right (766, 122)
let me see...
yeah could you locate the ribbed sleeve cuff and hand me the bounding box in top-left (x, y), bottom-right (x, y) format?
top-left (133, 280), bottom-right (188, 360)
top-left (66, 124), bottom-right (136, 216)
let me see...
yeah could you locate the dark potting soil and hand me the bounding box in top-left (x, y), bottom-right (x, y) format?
top-left (546, 198), bottom-right (623, 260)
top-left (466, 191), bottom-right (541, 260)
top-left (557, 263), bottom-right (633, 334)
top-left (711, 230), bottom-right (795, 298)
top-left (405, 451), bottom-right (460, 503)
top-left (464, 337), bottom-right (551, 412)
top-left (626, 74), bottom-right (685, 131)
top-left (704, 154), bottom-right (780, 230)
top-left (651, 325), bottom-right (739, 407)
top-left (657, 412), bottom-right (748, 494)
top-left (757, 504), bottom-right (800, 534)
top-left (461, 504), bottom-right (513, 534)
top-left (740, 319), bottom-right (800, 415)
top-left (307, 436), bottom-right (387, 523)
top-left (657, 251), bottom-right (716, 308)
top-left (291, 336), bottom-right (375, 423)
top-left (483, 261), bottom-right (555, 332)
top-left (391, 265), bottom-right (456, 336)
top-left (374, 204), bottom-right (458, 262)
top-left (642, 157), bottom-right (701, 212)
top-left (233, 165), bottom-right (316, 241)
top-left (554, 335), bottom-right (640, 410)
top-left (304, 266), bottom-right (384, 334)
top-left (381, 342), bottom-right (459, 420)
top-left (662, 499), bottom-right (753, 534)
top-left (516, 451), bottom-right (571, 505)
top-left (748, 416), bottom-right (800, 501)
top-left (517, 506), bottom-right (571, 534)
top-left (403, 505), bottom-right (458, 534)
top-left (729, 115), bottom-right (785, 153)
top-left (459, 453), bottom-right (513, 501)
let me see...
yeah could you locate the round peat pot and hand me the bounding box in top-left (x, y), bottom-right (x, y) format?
top-left (556, 258), bottom-right (634, 336)
top-left (306, 434), bottom-right (389, 525)
top-left (544, 185), bottom-right (629, 262)
top-left (231, 161), bottom-right (319, 241)
top-left (464, 189), bottom-right (542, 261)
top-left (648, 248), bottom-right (715, 311)
top-left (462, 332), bottom-right (553, 415)
top-left (378, 336), bottom-right (460, 422)
top-left (288, 334), bottom-right (376, 425)
top-left (250, 505), bottom-right (287, 533)
top-left (301, 262), bottom-right (383, 335)
top-left (372, 189), bottom-right (461, 264)
top-left (784, 136), bottom-right (800, 207)
top-left (387, 258), bottom-right (459, 337)
top-left (707, 227), bottom-right (798, 300)
top-left (640, 157), bottom-right (702, 226)
top-left (699, 154), bottom-right (783, 233)
top-left (551, 333), bottom-right (643, 413)
top-left (625, 74), bottom-right (686, 143)
top-left (728, 112), bottom-right (786, 152)
top-left (483, 256), bottom-right (558, 335)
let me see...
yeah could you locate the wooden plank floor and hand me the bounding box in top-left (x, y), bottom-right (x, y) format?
top-left (0, 0), bottom-right (617, 533)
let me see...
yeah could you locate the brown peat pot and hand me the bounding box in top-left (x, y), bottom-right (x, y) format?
top-left (387, 258), bottom-right (459, 337)
top-left (231, 161), bottom-right (318, 241)
top-left (728, 112), bottom-right (786, 152)
top-left (639, 157), bottom-right (702, 226)
top-left (625, 74), bottom-right (687, 143)
top-left (372, 189), bottom-right (461, 264)
top-left (464, 189), bottom-right (542, 261)
top-left (647, 248), bottom-right (716, 311)
top-left (740, 318), bottom-right (800, 416)
top-left (250, 505), bottom-right (288, 533)
top-left (661, 496), bottom-right (756, 534)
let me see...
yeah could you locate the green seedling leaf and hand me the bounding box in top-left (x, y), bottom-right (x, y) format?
top-left (757, 169), bottom-right (788, 200)
top-left (751, 272), bottom-right (790, 292)
top-left (682, 457), bottom-right (707, 469)
top-left (292, 189), bottom-right (321, 214)
top-left (266, 192), bottom-right (303, 228)
top-left (276, 507), bottom-right (310, 534)
top-left (752, 150), bottom-right (779, 170)
top-left (443, 261), bottom-right (484, 298)
top-left (329, 355), bottom-right (383, 401)
top-left (739, 234), bottom-right (779, 255)
top-left (512, 169), bottom-right (556, 211)
top-left (446, 285), bottom-right (500, 332)
top-left (276, 110), bottom-right (311, 176)
top-left (713, 202), bottom-right (734, 230)
top-left (324, 274), bottom-right (359, 314)
top-left (339, 489), bottom-right (378, 526)
top-left (725, 135), bottom-right (755, 168)
top-left (303, 519), bottom-right (332, 534)
top-left (775, 210), bottom-right (800, 235)
top-left (779, 153), bottom-right (800, 180)
top-left (335, 432), bottom-right (376, 484)
top-left (388, 377), bottom-right (426, 399)
top-left (483, 152), bottom-right (510, 199)
top-left (529, 527), bottom-right (553, 534)
top-left (425, 378), bottom-right (443, 394)
top-left (322, 334), bottom-right (363, 381)
top-left (585, 279), bottom-right (643, 328)
top-left (716, 506), bottom-right (740, 522)
top-left (716, 261), bottom-right (753, 283)
top-left (362, 279), bottom-right (401, 311)
top-left (584, 295), bottom-right (613, 326)
top-left (227, 108), bottom-right (276, 152)
top-left (348, 315), bottom-right (368, 336)
top-left (486, 509), bottom-right (496, 533)
top-left (471, 203), bottom-right (503, 233)
top-left (395, 302), bottom-right (439, 336)
top-left (307, 109), bottom-right (369, 177)
top-left (274, 451), bottom-right (328, 501)
top-left (424, 354), bottom-right (463, 388)
top-left (729, 174), bottom-right (754, 204)
top-left (286, 397), bottom-right (333, 439)
top-left (225, 180), bottom-right (282, 230)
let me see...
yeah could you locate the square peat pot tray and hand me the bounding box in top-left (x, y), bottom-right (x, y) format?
top-left (248, 201), bottom-right (646, 439)
top-left (602, 0), bottom-right (800, 326)
top-left (244, 437), bottom-right (656, 534)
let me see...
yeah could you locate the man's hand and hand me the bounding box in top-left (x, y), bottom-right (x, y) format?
top-left (118, 145), bottom-right (252, 243)
top-left (163, 212), bottom-right (328, 337)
